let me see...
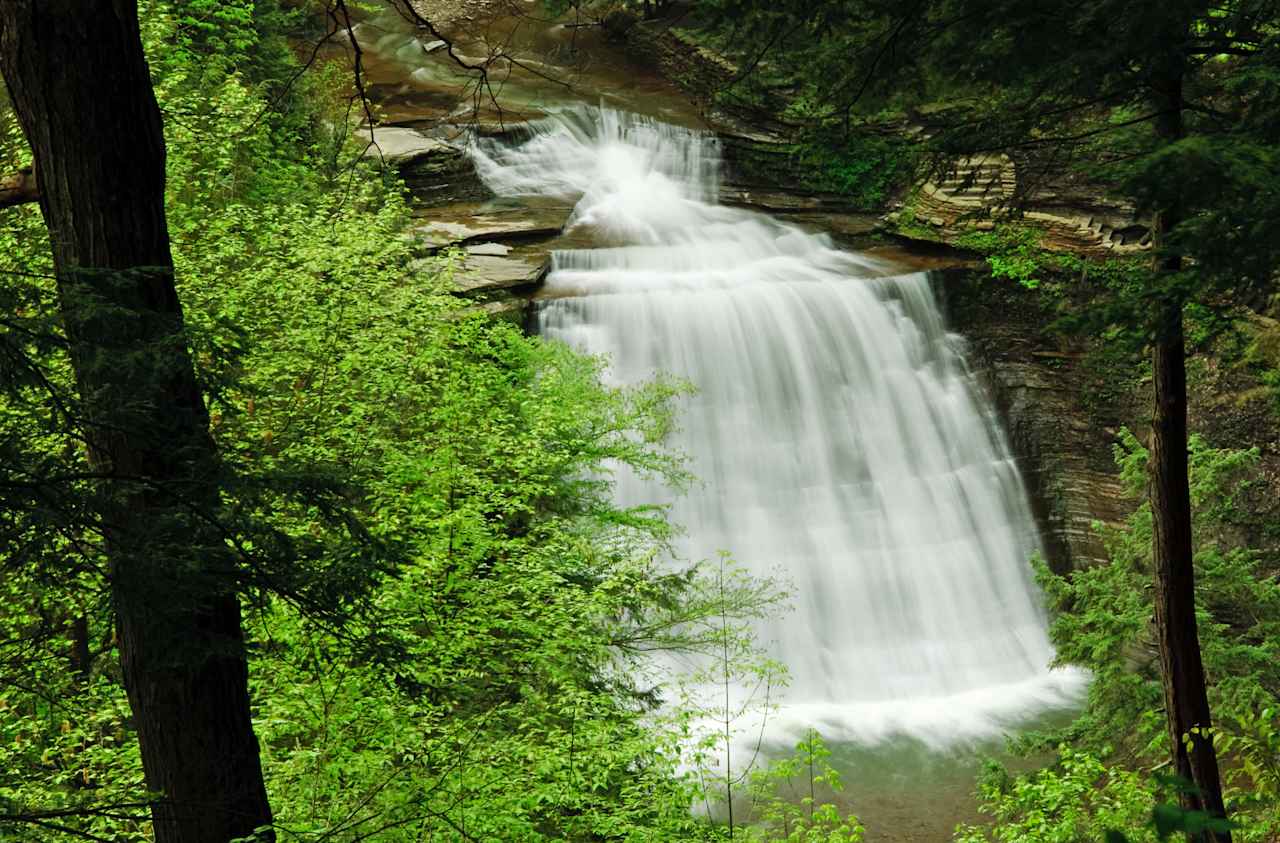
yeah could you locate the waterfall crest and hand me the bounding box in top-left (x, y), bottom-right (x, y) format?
top-left (472, 107), bottom-right (1085, 746)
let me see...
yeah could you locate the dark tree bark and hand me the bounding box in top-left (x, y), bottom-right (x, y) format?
top-left (0, 2), bottom-right (274, 841)
top-left (69, 613), bottom-right (92, 683)
top-left (1149, 52), bottom-right (1231, 841)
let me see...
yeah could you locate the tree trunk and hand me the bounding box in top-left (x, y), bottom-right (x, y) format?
top-left (0, 2), bottom-right (274, 841)
top-left (1149, 50), bottom-right (1231, 841)
top-left (69, 613), bottom-right (91, 683)
top-left (1150, 309), bottom-right (1231, 838)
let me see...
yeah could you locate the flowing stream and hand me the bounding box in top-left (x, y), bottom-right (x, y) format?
top-left (472, 107), bottom-right (1085, 752)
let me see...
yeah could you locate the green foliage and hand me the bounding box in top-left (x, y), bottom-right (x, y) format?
top-left (158, 0), bottom-right (312, 93)
top-left (953, 748), bottom-right (1158, 843)
top-left (0, 54), bottom-right (152, 843)
top-left (1146, 798), bottom-right (1238, 842)
top-left (954, 225), bottom-right (1047, 288)
top-left (957, 762), bottom-right (1237, 843)
top-left (678, 554), bottom-right (792, 836)
top-left (0, 2), bottom-right (791, 841)
top-left (717, 128), bottom-right (913, 212)
top-left (743, 730), bottom-right (864, 842)
top-left (951, 223), bottom-right (1155, 319)
top-left (235, 282), bottom-right (784, 838)
top-left (790, 130), bottom-right (914, 210)
top-left (1102, 779), bottom-right (1239, 843)
top-left (994, 430), bottom-right (1280, 841)
top-left (0, 677), bottom-right (150, 841)
top-left (1238, 311), bottom-right (1280, 416)
top-left (887, 203), bottom-right (945, 242)
top-left (693, 0), bottom-right (1280, 342)
top-left (1214, 709), bottom-right (1280, 816)
top-left (686, 27), bottom-right (915, 212)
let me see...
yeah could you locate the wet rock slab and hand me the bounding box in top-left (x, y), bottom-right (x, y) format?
top-left (406, 198), bottom-right (569, 301)
top-left (359, 125), bottom-right (456, 165)
top-left (787, 211), bottom-right (883, 242)
top-left (451, 252), bottom-right (550, 295)
top-left (410, 201), bottom-right (573, 250)
top-left (465, 242), bottom-right (511, 256)
top-left (359, 126), bottom-right (483, 202)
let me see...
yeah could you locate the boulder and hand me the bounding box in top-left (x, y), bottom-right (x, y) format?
top-left (451, 253), bottom-right (550, 295)
top-left (410, 201), bottom-right (573, 251)
top-left (359, 126), bottom-right (456, 167)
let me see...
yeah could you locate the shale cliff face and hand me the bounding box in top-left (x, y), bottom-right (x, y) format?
top-left (937, 266), bottom-right (1280, 573)
top-left (936, 268), bottom-right (1136, 573)
top-left (612, 17), bottom-right (1280, 576)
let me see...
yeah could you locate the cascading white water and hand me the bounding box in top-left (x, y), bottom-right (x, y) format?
top-left (472, 106), bottom-right (1085, 747)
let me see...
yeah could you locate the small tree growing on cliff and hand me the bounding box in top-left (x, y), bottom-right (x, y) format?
top-left (696, 0), bottom-right (1280, 836)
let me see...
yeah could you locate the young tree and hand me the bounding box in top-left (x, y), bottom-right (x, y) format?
top-left (0, 1), bottom-right (273, 840)
top-left (700, 0), bottom-right (1280, 834)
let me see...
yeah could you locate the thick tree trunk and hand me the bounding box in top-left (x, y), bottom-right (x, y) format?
top-left (1149, 52), bottom-right (1231, 841)
top-left (1150, 309), bottom-right (1231, 838)
top-left (0, 3), bottom-right (274, 842)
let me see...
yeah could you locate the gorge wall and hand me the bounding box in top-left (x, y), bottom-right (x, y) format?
top-left (935, 265), bottom-right (1280, 573)
top-left (610, 13), bottom-right (1280, 576)
top-left (935, 268), bottom-right (1136, 572)
top-left (364, 8), bottom-right (1280, 578)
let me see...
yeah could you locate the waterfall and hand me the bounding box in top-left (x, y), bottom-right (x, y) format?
top-left (472, 106), bottom-right (1085, 747)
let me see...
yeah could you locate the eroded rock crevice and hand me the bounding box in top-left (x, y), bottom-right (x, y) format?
top-left (936, 268), bottom-right (1136, 572)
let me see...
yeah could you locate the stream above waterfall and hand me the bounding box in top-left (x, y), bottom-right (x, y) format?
top-left (324, 3), bottom-right (706, 128)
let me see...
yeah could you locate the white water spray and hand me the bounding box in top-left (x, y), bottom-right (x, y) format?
top-left (472, 107), bottom-right (1085, 747)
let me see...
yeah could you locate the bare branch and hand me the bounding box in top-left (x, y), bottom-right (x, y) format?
top-left (384, 0), bottom-right (510, 129)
